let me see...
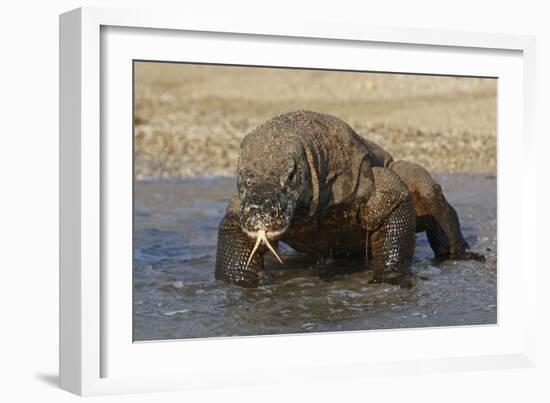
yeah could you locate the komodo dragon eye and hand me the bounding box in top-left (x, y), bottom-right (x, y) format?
top-left (237, 173), bottom-right (253, 193)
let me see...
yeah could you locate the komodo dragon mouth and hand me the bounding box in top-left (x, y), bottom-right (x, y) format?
top-left (245, 229), bottom-right (284, 269)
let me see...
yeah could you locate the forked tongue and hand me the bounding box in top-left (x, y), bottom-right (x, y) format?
top-left (245, 230), bottom-right (283, 268)
top-left (245, 234), bottom-right (263, 269)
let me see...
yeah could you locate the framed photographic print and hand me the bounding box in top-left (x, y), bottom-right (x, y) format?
top-left (60, 6), bottom-right (537, 396)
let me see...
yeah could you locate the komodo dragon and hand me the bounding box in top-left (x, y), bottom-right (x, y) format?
top-left (215, 110), bottom-right (484, 288)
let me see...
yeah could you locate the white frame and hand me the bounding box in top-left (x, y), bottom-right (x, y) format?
top-left (60, 6), bottom-right (537, 396)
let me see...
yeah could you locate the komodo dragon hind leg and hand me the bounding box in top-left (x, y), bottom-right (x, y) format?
top-left (361, 168), bottom-right (417, 288)
top-left (215, 213), bottom-right (264, 287)
top-left (389, 160), bottom-right (485, 263)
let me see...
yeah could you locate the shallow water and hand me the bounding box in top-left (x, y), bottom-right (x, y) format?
top-left (133, 174), bottom-right (497, 341)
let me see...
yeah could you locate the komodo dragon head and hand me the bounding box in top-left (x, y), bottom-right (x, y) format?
top-left (236, 130), bottom-right (311, 265)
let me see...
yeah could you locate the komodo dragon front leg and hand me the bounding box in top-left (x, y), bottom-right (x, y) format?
top-left (215, 211), bottom-right (266, 287)
top-left (360, 167), bottom-right (417, 287)
top-left (389, 160), bottom-right (485, 262)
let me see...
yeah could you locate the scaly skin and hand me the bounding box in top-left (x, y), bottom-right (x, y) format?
top-left (214, 110), bottom-right (484, 288)
top-left (362, 168), bottom-right (417, 287)
top-left (215, 212), bottom-right (265, 287)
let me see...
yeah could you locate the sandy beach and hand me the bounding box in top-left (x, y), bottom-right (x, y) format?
top-left (134, 62), bottom-right (496, 179)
